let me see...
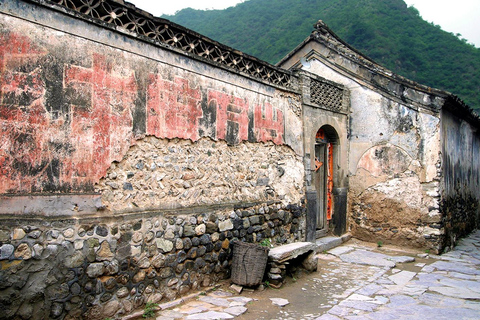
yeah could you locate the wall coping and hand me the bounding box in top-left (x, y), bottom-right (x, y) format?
top-left (24, 0), bottom-right (296, 91)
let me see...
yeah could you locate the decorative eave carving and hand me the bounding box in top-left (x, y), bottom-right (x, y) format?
top-left (295, 70), bottom-right (349, 115)
top-left (26, 0), bottom-right (295, 90)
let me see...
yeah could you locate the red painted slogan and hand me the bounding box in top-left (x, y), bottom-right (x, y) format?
top-left (254, 103), bottom-right (284, 145)
top-left (64, 53), bottom-right (137, 185)
top-left (208, 90), bottom-right (249, 144)
top-left (0, 32), bottom-right (48, 193)
top-left (147, 75), bottom-right (202, 140)
top-left (0, 31), bottom-right (285, 194)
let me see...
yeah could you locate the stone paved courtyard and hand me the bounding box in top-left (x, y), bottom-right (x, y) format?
top-left (147, 231), bottom-right (480, 320)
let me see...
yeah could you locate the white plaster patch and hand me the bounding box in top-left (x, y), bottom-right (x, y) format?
top-left (369, 177), bottom-right (423, 209)
top-left (418, 113), bottom-right (441, 182)
top-left (418, 226), bottom-right (445, 236)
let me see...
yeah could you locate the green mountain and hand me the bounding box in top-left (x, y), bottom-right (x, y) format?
top-left (163, 0), bottom-right (480, 112)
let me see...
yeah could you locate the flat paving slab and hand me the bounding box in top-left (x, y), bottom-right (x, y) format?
top-left (339, 249), bottom-right (397, 268)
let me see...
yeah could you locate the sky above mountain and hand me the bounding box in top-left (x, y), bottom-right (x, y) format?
top-left (128, 0), bottom-right (480, 47)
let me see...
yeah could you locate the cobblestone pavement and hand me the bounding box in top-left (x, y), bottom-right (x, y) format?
top-left (151, 231), bottom-right (480, 320)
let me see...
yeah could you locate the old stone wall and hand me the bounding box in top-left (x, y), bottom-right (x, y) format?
top-left (0, 1), bottom-right (306, 319)
top-left (4, 1), bottom-right (479, 318)
top-left (347, 100), bottom-right (443, 251)
top-left (96, 137), bottom-right (304, 212)
top-left (0, 202), bottom-right (304, 319)
top-left (441, 108), bottom-right (480, 249)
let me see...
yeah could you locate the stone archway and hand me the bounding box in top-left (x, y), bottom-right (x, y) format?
top-left (305, 122), bottom-right (348, 241)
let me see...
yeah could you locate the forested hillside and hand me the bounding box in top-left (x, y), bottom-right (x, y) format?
top-left (164, 0), bottom-right (480, 112)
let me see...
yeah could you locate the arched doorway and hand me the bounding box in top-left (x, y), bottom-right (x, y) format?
top-left (313, 125), bottom-right (339, 236)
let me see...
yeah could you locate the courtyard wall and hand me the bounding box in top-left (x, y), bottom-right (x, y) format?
top-left (0, 1), bottom-right (305, 318)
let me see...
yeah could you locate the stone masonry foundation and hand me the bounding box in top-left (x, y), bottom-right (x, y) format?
top-left (0, 202), bottom-right (305, 319)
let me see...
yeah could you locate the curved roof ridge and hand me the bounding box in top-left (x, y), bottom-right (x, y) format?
top-left (310, 20), bottom-right (446, 96)
top-left (312, 20), bottom-right (479, 125)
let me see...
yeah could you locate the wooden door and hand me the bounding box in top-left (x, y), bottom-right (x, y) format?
top-left (314, 129), bottom-right (334, 231)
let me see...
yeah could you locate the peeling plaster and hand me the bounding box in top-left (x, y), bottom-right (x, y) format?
top-left (95, 137), bottom-right (305, 213)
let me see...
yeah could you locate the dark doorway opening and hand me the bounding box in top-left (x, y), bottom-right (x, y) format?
top-left (314, 126), bottom-right (338, 237)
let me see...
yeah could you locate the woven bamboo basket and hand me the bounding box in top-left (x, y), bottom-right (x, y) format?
top-left (231, 241), bottom-right (269, 287)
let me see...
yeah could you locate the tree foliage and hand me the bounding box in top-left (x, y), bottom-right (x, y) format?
top-left (164, 0), bottom-right (480, 111)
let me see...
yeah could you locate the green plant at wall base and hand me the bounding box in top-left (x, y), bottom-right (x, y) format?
top-left (377, 241), bottom-right (383, 247)
top-left (425, 249), bottom-right (430, 254)
top-left (143, 302), bottom-right (158, 318)
top-left (260, 238), bottom-right (272, 247)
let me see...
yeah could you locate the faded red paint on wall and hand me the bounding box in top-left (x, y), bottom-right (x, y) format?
top-left (208, 90), bottom-right (249, 144)
top-left (254, 103), bottom-right (284, 145)
top-left (0, 32), bottom-right (48, 193)
top-left (0, 28), bottom-right (286, 195)
top-left (64, 53), bottom-right (137, 184)
top-left (147, 75), bottom-right (202, 140)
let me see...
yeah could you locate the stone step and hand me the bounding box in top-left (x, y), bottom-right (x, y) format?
top-left (315, 233), bottom-right (352, 252)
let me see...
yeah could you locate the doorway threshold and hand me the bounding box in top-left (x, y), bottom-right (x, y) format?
top-left (316, 229), bottom-right (328, 239)
top-left (315, 233), bottom-right (352, 253)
